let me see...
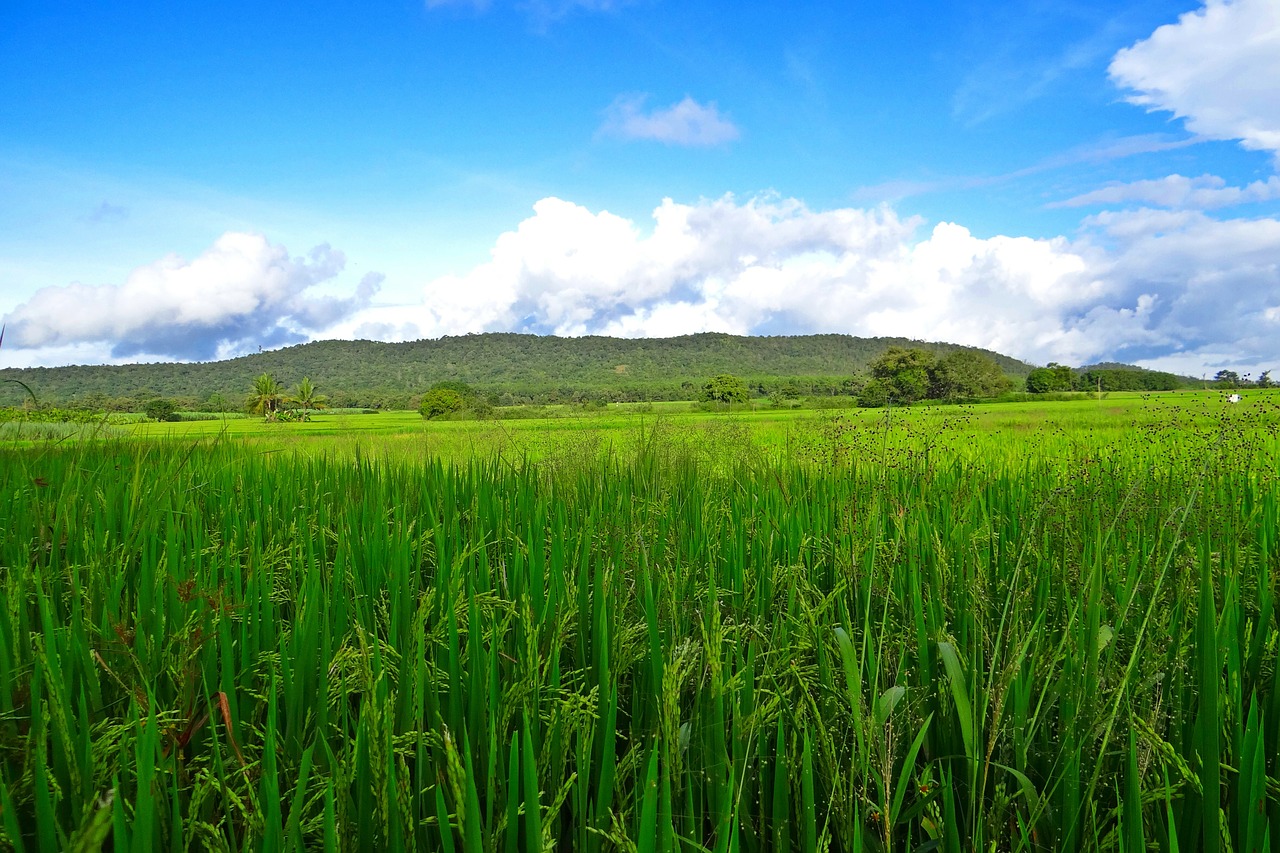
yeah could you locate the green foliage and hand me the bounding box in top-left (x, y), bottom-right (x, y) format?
top-left (0, 333), bottom-right (1042, 408)
top-left (143, 398), bottom-right (180, 422)
top-left (174, 411), bottom-right (248, 422)
top-left (1215, 369), bottom-right (1241, 388)
top-left (428, 379), bottom-right (478, 401)
top-left (856, 378), bottom-right (892, 408)
top-left (702, 373), bottom-right (749, 404)
top-left (870, 347), bottom-right (936, 403)
top-left (293, 376), bottom-right (328, 418)
top-left (1026, 363), bottom-right (1076, 393)
top-left (1076, 366), bottom-right (1185, 392)
top-left (930, 350), bottom-right (1013, 400)
top-left (2, 405), bottom-right (1279, 850)
top-left (858, 349), bottom-right (1014, 406)
top-left (247, 372), bottom-right (286, 419)
top-left (0, 406), bottom-right (103, 424)
top-left (419, 388), bottom-right (466, 419)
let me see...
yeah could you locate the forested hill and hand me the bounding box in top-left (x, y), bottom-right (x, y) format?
top-left (2, 332), bottom-right (1035, 407)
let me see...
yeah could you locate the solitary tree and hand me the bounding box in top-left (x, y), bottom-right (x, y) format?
top-left (702, 374), bottom-right (749, 405)
top-left (294, 377), bottom-right (328, 420)
top-left (248, 373), bottom-right (286, 419)
top-left (869, 347), bottom-right (936, 404)
top-left (420, 388), bottom-right (466, 419)
top-left (144, 398), bottom-right (180, 422)
top-left (1026, 363), bottom-right (1075, 393)
top-left (930, 350), bottom-right (1011, 400)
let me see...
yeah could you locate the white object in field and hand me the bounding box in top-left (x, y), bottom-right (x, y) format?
top-left (1228, 393), bottom-right (1241, 403)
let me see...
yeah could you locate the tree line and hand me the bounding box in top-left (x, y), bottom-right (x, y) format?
top-left (0, 332), bottom-right (1033, 408)
top-left (1025, 363), bottom-right (1223, 393)
top-left (4, 334), bottom-right (1220, 418)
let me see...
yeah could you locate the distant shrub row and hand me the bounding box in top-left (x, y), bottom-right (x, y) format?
top-left (0, 406), bottom-right (105, 424)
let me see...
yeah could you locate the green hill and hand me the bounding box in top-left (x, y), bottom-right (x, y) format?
top-left (1, 332), bottom-right (1036, 408)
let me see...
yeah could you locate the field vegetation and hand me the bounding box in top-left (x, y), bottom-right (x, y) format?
top-left (0, 333), bottom-right (1047, 410)
top-left (2, 391), bottom-right (1278, 851)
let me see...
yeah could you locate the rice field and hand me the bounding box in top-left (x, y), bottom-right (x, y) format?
top-left (2, 392), bottom-right (1279, 851)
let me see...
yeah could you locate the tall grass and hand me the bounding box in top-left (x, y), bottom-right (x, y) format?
top-left (0, 405), bottom-right (1277, 851)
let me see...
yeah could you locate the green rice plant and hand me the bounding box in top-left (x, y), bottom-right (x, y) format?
top-left (0, 399), bottom-right (1278, 850)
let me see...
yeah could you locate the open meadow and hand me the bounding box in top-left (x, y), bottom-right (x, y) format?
top-left (2, 391), bottom-right (1280, 851)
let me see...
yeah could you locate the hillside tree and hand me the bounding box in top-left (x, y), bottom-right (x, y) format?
top-left (702, 374), bottom-right (749, 404)
top-left (420, 388), bottom-right (466, 419)
top-left (869, 347), bottom-right (936, 403)
top-left (930, 350), bottom-right (1012, 399)
top-left (1026, 363), bottom-right (1075, 393)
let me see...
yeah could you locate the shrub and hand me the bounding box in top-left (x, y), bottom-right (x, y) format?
top-left (857, 379), bottom-right (892, 408)
top-left (420, 388), bottom-right (466, 419)
top-left (144, 399), bottom-right (181, 422)
top-left (702, 374), bottom-right (749, 405)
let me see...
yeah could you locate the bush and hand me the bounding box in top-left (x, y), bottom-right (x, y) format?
top-left (857, 379), bottom-right (892, 408)
top-left (702, 374), bottom-right (749, 405)
top-left (144, 399), bottom-right (181, 422)
top-left (420, 388), bottom-right (466, 419)
top-left (0, 406), bottom-right (104, 424)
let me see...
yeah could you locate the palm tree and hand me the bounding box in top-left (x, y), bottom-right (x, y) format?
top-left (294, 377), bottom-right (328, 421)
top-left (248, 373), bottom-right (286, 420)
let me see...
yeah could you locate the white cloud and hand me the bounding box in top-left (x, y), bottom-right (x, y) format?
top-left (316, 197), bottom-right (1070, 365)
top-left (1080, 208), bottom-right (1280, 365)
top-left (2, 232), bottom-right (376, 362)
top-left (1109, 0), bottom-right (1280, 157)
top-left (599, 95), bottom-right (740, 147)
top-left (1056, 173), bottom-right (1280, 209)
top-left (331, 194), bottom-right (1280, 372)
top-left (9, 198), bottom-right (1279, 375)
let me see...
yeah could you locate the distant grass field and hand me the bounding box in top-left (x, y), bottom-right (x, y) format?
top-left (113, 389), bottom-right (1280, 465)
top-left (2, 389), bottom-right (1278, 851)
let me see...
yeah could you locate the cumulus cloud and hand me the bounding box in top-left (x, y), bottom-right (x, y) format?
top-left (1109, 0), bottom-right (1280, 158)
top-left (336, 194), bottom-right (1280, 371)
top-left (1079, 208), bottom-right (1280, 367)
top-left (1055, 174), bottom-right (1280, 209)
top-left (600, 95), bottom-right (740, 146)
top-left (331, 193), bottom-right (1277, 369)
top-left (10, 198), bottom-right (1278, 374)
top-left (2, 232), bottom-right (378, 362)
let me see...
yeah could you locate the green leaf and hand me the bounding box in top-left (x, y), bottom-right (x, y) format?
top-left (937, 642), bottom-right (975, 762)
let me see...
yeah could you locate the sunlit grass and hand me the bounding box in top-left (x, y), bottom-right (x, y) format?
top-left (1, 390), bottom-right (1278, 850)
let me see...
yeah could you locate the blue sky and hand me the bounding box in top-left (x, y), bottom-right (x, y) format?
top-left (2, 0), bottom-right (1278, 375)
